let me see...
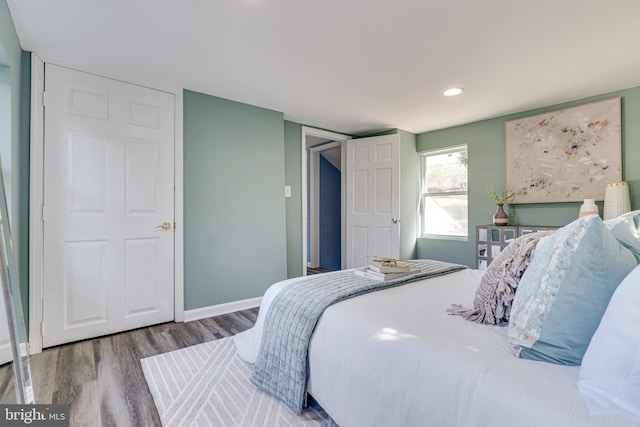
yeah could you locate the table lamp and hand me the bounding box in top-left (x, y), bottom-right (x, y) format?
top-left (603, 181), bottom-right (631, 220)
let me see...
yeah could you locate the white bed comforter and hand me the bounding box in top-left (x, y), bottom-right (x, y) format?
top-left (235, 269), bottom-right (633, 427)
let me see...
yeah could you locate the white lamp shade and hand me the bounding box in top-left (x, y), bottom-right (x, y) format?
top-left (603, 181), bottom-right (631, 220)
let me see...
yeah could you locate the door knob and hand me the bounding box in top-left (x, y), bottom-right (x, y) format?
top-left (156, 221), bottom-right (172, 230)
top-left (391, 218), bottom-right (400, 224)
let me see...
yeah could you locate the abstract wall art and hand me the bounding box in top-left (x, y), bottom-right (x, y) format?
top-left (506, 97), bottom-right (621, 203)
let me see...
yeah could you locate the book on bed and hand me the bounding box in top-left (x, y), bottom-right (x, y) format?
top-left (368, 261), bottom-right (413, 273)
top-left (353, 267), bottom-right (418, 281)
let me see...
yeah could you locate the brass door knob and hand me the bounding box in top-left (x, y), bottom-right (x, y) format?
top-left (155, 222), bottom-right (172, 230)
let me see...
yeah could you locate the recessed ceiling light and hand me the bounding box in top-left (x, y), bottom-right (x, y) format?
top-left (443, 87), bottom-right (464, 96)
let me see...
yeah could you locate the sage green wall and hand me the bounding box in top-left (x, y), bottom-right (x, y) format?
top-left (284, 120), bottom-right (303, 278)
top-left (0, 0), bottom-right (31, 322)
top-left (398, 129), bottom-right (418, 260)
top-left (416, 86), bottom-right (640, 267)
top-left (183, 90), bottom-right (287, 309)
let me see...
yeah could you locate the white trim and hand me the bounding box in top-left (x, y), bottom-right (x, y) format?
top-left (173, 90), bottom-right (185, 322)
top-left (28, 54), bottom-right (45, 354)
top-left (301, 127), bottom-right (350, 276)
top-left (183, 297), bottom-right (262, 322)
top-left (340, 142), bottom-right (347, 269)
top-left (421, 234), bottom-right (469, 242)
top-left (28, 56), bottom-right (185, 353)
top-left (419, 144), bottom-right (469, 240)
top-left (309, 149), bottom-right (319, 267)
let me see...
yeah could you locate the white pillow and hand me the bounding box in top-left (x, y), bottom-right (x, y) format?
top-left (578, 265), bottom-right (640, 424)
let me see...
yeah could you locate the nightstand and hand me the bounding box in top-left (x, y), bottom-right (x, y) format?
top-left (476, 225), bottom-right (559, 270)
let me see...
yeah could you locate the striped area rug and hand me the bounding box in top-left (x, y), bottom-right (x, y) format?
top-left (141, 337), bottom-right (336, 427)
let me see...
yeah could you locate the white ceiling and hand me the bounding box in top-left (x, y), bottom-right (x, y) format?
top-left (7, 0), bottom-right (640, 135)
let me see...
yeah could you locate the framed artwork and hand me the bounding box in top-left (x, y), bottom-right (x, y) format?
top-left (506, 97), bottom-right (621, 203)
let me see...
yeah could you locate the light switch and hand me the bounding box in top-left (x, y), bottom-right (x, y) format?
top-left (284, 185), bottom-right (292, 198)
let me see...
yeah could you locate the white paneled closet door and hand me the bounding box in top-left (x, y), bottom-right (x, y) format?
top-left (42, 64), bottom-right (175, 347)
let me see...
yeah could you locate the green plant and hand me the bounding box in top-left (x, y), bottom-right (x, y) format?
top-left (487, 187), bottom-right (515, 205)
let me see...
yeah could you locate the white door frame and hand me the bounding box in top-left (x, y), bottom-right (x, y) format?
top-left (301, 126), bottom-right (350, 275)
top-left (28, 55), bottom-right (184, 354)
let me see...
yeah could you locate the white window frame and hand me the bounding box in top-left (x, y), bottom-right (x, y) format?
top-left (419, 144), bottom-right (468, 241)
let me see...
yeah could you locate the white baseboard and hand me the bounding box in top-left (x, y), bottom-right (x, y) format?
top-left (183, 297), bottom-right (262, 322)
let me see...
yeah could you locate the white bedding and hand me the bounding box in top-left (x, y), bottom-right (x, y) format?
top-left (235, 269), bottom-right (634, 427)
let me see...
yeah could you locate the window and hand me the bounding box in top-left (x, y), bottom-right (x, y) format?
top-left (420, 145), bottom-right (468, 239)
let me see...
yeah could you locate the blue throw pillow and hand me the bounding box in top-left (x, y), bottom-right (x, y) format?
top-left (604, 210), bottom-right (640, 262)
top-left (507, 215), bottom-right (637, 365)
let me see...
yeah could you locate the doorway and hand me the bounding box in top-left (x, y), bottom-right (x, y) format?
top-left (310, 143), bottom-right (342, 272)
top-left (301, 129), bottom-right (402, 273)
top-left (301, 127), bottom-right (350, 276)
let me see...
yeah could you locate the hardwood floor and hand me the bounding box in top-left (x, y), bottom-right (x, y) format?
top-left (0, 308), bottom-right (259, 426)
top-left (307, 267), bottom-right (333, 275)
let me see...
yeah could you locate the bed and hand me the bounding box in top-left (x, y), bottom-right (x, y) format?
top-left (234, 214), bottom-right (640, 427)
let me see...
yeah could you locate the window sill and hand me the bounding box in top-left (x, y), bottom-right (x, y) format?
top-left (419, 234), bottom-right (468, 242)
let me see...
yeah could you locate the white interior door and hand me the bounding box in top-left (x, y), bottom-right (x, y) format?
top-left (346, 134), bottom-right (400, 268)
top-left (42, 64), bottom-right (175, 348)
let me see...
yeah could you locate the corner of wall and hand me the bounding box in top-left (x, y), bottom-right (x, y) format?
top-left (283, 120), bottom-right (303, 278)
top-left (398, 129), bottom-right (418, 260)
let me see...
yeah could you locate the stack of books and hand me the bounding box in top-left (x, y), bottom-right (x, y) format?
top-left (354, 258), bottom-right (417, 281)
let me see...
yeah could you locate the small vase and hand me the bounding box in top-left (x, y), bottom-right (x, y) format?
top-left (579, 198), bottom-right (599, 218)
top-left (493, 204), bottom-right (508, 226)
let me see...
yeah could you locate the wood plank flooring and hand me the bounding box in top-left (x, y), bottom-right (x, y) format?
top-left (307, 267), bottom-right (333, 275)
top-left (0, 308), bottom-right (259, 426)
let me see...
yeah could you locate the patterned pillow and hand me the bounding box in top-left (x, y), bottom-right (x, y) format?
top-left (448, 231), bottom-right (552, 325)
top-left (508, 215), bottom-right (637, 365)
